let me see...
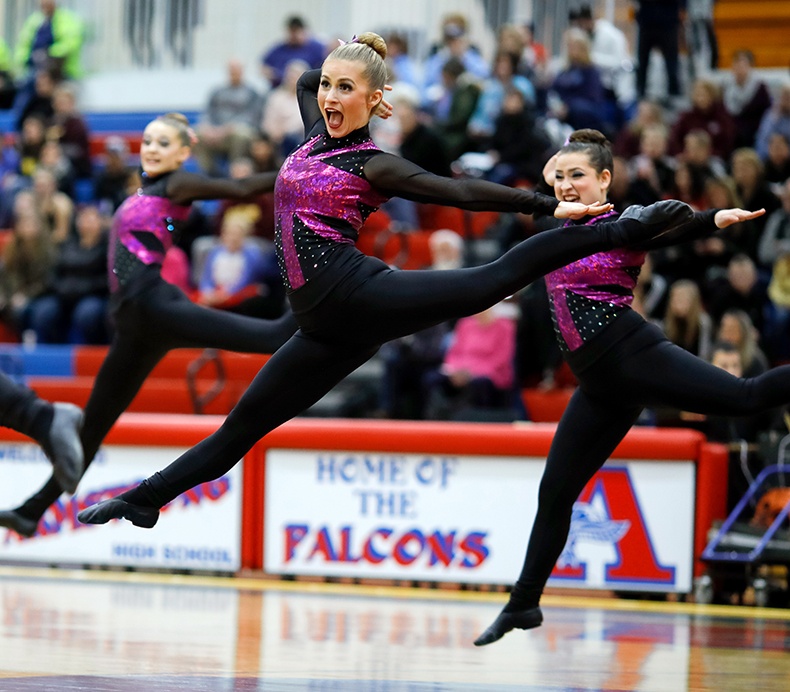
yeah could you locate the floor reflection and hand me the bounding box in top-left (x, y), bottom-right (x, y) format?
top-left (0, 569), bottom-right (788, 691)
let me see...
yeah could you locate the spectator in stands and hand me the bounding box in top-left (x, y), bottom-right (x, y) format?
top-left (731, 147), bottom-right (781, 241)
top-left (468, 50), bottom-right (535, 143)
top-left (670, 79), bottom-right (736, 160)
top-left (196, 209), bottom-right (283, 319)
top-left (707, 253), bottom-right (768, 335)
top-left (660, 278), bottom-right (714, 360)
top-left (0, 131), bottom-right (21, 227)
top-left (703, 176), bottom-right (754, 264)
top-left (26, 204), bottom-right (109, 344)
top-left (429, 57), bottom-right (481, 162)
top-left (632, 0), bottom-right (683, 101)
top-left (667, 160), bottom-right (706, 212)
top-left (763, 133), bottom-right (790, 185)
top-left (37, 138), bottom-right (75, 197)
top-left (669, 342), bottom-right (779, 476)
top-left (16, 114), bottom-right (47, 177)
top-left (761, 179), bottom-right (790, 358)
top-left (261, 59), bottom-right (307, 158)
top-left (626, 123), bottom-right (676, 206)
top-left (0, 38), bottom-right (16, 109)
top-left (47, 81), bottom-right (91, 179)
top-left (423, 303), bottom-right (517, 420)
top-left (516, 22), bottom-right (548, 86)
top-left (487, 87), bottom-right (553, 187)
top-left (755, 81), bottom-right (790, 161)
top-left (248, 131), bottom-right (281, 176)
top-left (0, 212), bottom-right (55, 339)
top-left (384, 32), bottom-right (421, 89)
top-left (422, 13), bottom-right (488, 95)
top-left (716, 309), bottom-right (769, 377)
top-left (682, 128), bottom-right (726, 190)
top-left (686, 0), bottom-right (719, 78)
top-left (12, 0), bottom-right (84, 123)
top-left (377, 229), bottom-right (462, 419)
top-left (14, 0), bottom-right (84, 82)
top-left (613, 99), bottom-right (665, 159)
top-left (16, 67), bottom-right (56, 132)
top-left (94, 136), bottom-right (131, 213)
top-left (547, 28), bottom-right (609, 134)
top-left (194, 59), bottom-right (263, 176)
top-left (390, 83), bottom-right (451, 178)
top-left (213, 156), bottom-right (275, 242)
top-left (569, 4), bottom-right (636, 127)
top-left (260, 15), bottom-right (325, 89)
top-left (722, 49), bottom-right (773, 151)
top-left (29, 167), bottom-right (73, 244)
top-left (758, 177), bottom-right (790, 269)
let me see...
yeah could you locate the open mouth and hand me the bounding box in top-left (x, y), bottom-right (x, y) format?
top-left (326, 110), bottom-right (343, 129)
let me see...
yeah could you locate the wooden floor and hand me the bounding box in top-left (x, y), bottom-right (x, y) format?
top-left (0, 566), bottom-right (788, 691)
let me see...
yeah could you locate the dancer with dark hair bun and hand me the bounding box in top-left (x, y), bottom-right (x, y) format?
top-left (473, 128), bottom-right (772, 646)
top-left (0, 371), bottom-right (82, 494)
top-left (77, 37), bottom-right (691, 536)
top-left (0, 112), bottom-right (297, 537)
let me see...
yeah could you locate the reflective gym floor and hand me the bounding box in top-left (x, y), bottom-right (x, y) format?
top-left (0, 565), bottom-right (788, 691)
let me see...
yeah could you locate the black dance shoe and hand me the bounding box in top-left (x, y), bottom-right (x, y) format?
top-left (40, 403), bottom-right (84, 494)
top-left (78, 498), bottom-right (160, 528)
top-left (0, 510), bottom-right (38, 537)
top-left (473, 606), bottom-right (543, 646)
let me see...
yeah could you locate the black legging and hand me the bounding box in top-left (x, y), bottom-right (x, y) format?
top-left (130, 218), bottom-right (643, 505)
top-left (508, 321), bottom-right (790, 610)
top-left (0, 371), bottom-right (50, 441)
top-left (15, 278), bottom-right (296, 520)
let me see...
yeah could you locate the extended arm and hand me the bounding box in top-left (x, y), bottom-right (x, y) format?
top-left (632, 208), bottom-right (766, 252)
top-left (364, 152), bottom-right (560, 215)
top-left (165, 170), bottom-right (278, 206)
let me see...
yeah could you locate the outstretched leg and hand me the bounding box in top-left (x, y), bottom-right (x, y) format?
top-left (329, 204), bottom-right (691, 345)
top-left (78, 332), bottom-right (377, 527)
top-left (475, 389), bottom-right (641, 645)
top-left (4, 284), bottom-right (297, 533)
top-left (0, 372), bottom-right (83, 504)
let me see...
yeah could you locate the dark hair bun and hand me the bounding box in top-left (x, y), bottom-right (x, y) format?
top-left (569, 128), bottom-right (609, 147)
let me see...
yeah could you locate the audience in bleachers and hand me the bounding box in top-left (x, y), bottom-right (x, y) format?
top-left (0, 211), bottom-right (55, 340)
top-left (195, 209), bottom-right (283, 319)
top-left (423, 303), bottom-right (517, 421)
top-left (193, 59), bottom-right (263, 176)
top-left (0, 7), bottom-right (788, 444)
top-left (25, 203), bottom-right (109, 344)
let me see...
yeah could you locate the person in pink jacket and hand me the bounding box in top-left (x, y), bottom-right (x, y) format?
top-left (425, 305), bottom-right (516, 418)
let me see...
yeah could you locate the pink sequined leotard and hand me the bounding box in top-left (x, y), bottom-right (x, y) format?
top-left (546, 212), bottom-right (645, 353)
top-left (108, 172), bottom-right (191, 293)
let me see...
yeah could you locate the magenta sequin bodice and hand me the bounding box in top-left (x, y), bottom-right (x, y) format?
top-left (108, 180), bottom-right (191, 292)
top-left (546, 217), bottom-right (645, 352)
top-left (274, 127), bottom-right (389, 291)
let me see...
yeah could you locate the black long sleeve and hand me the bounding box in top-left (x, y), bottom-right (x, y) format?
top-left (296, 68), bottom-right (323, 138)
top-left (164, 170), bottom-right (279, 206)
top-left (632, 210), bottom-right (718, 252)
top-left (364, 153), bottom-right (560, 216)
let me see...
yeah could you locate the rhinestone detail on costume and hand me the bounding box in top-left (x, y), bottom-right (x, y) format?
top-left (108, 177), bottom-right (191, 292)
top-left (274, 127), bottom-right (388, 292)
top-left (546, 214), bottom-right (645, 351)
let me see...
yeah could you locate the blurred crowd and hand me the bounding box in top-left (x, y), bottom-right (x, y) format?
top-left (1, 2), bottom-right (790, 443)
